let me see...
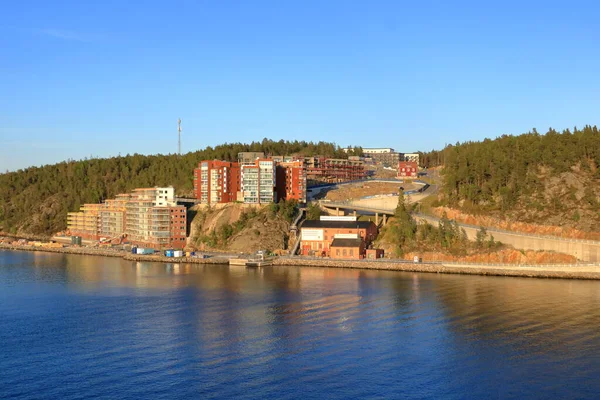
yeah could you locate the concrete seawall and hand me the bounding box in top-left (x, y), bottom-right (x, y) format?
top-left (0, 244), bottom-right (230, 265)
top-left (4, 243), bottom-right (600, 280)
top-left (123, 253), bottom-right (230, 264)
top-left (276, 258), bottom-right (600, 280)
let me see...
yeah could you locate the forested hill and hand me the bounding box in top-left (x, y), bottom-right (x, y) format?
top-left (423, 125), bottom-right (600, 230)
top-left (0, 139), bottom-right (349, 236)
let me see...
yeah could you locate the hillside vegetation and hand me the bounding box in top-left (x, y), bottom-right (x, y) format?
top-left (423, 125), bottom-right (600, 232)
top-left (377, 194), bottom-right (577, 264)
top-left (0, 139), bottom-right (345, 236)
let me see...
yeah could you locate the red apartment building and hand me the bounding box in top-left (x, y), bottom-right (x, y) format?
top-left (276, 160), bottom-right (307, 203)
top-left (398, 161), bottom-right (418, 178)
top-left (168, 206), bottom-right (187, 249)
top-left (194, 161), bottom-right (241, 204)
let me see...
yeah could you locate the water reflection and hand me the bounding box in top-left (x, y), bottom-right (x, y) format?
top-left (3, 250), bottom-right (600, 398)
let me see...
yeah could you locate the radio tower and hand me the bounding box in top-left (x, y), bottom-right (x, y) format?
top-left (177, 118), bottom-right (182, 155)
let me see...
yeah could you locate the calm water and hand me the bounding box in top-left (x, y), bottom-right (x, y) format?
top-left (1, 251), bottom-right (600, 399)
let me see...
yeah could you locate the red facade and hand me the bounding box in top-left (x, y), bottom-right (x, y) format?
top-left (194, 160), bottom-right (241, 203)
top-left (169, 206), bottom-right (187, 249)
top-left (398, 161), bottom-right (418, 178)
top-left (275, 161), bottom-right (306, 203)
top-left (300, 221), bottom-right (378, 257)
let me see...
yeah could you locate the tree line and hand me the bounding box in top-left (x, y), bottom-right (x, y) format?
top-left (0, 139), bottom-right (350, 235)
top-left (421, 125), bottom-right (600, 212)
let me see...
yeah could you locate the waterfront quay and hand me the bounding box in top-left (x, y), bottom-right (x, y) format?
top-left (3, 243), bottom-right (600, 280)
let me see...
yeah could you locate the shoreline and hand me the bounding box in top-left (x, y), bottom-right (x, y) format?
top-left (2, 243), bottom-right (600, 280)
top-left (0, 243), bottom-right (229, 264)
top-left (276, 258), bottom-right (600, 280)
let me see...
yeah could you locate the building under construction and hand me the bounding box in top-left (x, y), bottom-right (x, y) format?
top-left (67, 203), bottom-right (103, 240)
top-left (304, 157), bottom-right (366, 184)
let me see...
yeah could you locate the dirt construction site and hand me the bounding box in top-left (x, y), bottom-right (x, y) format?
top-left (322, 181), bottom-right (420, 202)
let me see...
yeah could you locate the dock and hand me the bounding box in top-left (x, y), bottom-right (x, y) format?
top-left (229, 257), bottom-right (274, 267)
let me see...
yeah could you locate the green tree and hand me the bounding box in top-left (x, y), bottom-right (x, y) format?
top-left (476, 226), bottom-right (487, 248)
top-left (306, 203), bottom-right (322, 220)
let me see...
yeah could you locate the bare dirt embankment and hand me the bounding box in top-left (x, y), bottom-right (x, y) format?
top-left (431, 207), bottom-right (600, 241)
top-left (324, 181), bottom-right (418, 201)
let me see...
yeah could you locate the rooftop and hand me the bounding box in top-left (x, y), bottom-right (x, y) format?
top-left (301, 220), bottom-right (375, 229)
top-left (330, 238), bottom-right (363, 248)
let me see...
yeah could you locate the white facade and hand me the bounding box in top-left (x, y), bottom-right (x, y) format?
top-left (362, 148), bottom-right (395, 154)
top-left (301, 229), bottom-right (324, 241)
top-left (403, 153), bottom-right (420, 165)
top-left (320, 216), bottom-right (357, 222)
top-left (153, 187), bottom-right (176, 206)
top-left (241, 160), bottom-right (276, 204)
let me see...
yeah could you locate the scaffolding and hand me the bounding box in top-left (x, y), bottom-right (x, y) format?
top-left (305, 157), bottom-right (366, 184)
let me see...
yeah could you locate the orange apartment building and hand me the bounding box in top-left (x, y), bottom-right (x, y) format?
top-left (67, 203), bottom-right (103, 240)
top-left (193, 160), bottom-right (241, 204)
top-left (300, 218), bottom-right (377, 257)
top-left (125, 187), bottom-right (187, 249)
top-left (99, 194), bottom-right (131, 241)
top-left (67, 187), bottom-right (187, 249)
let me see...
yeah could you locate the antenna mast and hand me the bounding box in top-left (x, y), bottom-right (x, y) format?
top-left (177, 118), bottom-right (182, 155)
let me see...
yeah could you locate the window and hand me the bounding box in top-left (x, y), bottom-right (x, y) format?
top-left (349, 249), bottom-right (354, 256)
top-left (336, 249), bottom-right (340, 256)
top-left (342, 249), bottom-right (347, 256)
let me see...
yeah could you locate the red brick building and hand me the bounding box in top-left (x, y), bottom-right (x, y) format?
top-left (300, 219), bottom-right (377, 256)
top-left (398, 161), bottom-right (418, 178)
top-left (276, 160), bottom-right (307, 203)
top-left (330, 238), bottom-right (365, 259)
top-left (194, 160), bottom-right (241, 204)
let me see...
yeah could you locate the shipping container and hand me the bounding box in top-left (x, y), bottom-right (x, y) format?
top-left (165, 250), bottom-right (174, 257)
top-left (174, 250), bottom-right (183, 257)
top-left (131, 247), bottom-right (138, 254)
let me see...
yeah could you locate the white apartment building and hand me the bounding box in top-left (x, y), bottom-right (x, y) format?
top-left (241, 159), bottom-right (276, 204)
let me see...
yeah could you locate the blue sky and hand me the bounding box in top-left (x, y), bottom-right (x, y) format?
top-left (1, 0), bottom-right (599, 172)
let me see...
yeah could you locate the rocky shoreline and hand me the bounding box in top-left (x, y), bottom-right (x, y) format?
top-left (3, 243), bottom-right (600, 280)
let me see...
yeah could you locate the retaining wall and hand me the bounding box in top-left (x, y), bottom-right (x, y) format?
top-left (415, 215), bottom-right (600, 262)
top-left (276, 258), bottom-right (600, 280)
